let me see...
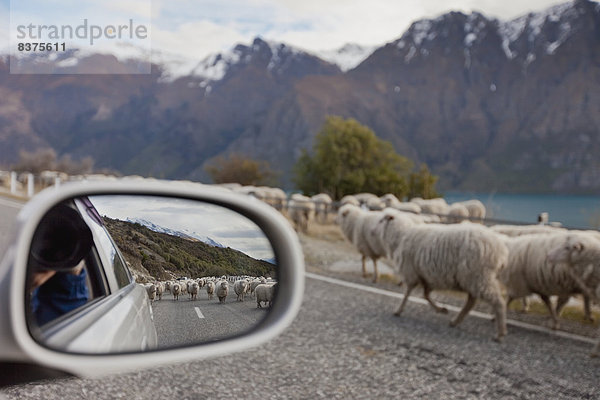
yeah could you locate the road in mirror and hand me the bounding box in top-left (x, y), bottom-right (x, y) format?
top-left (26, 194), bottom-right (277, 354)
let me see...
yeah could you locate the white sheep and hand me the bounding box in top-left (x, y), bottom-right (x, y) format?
top-left (375, 212), bottom-right (508, 341)
top-left (206, 280), bottom-right (216, 300)
top-left (491, 224), bottom-right (566, 237)
top-left (390, 202), bottom-right (421, 215)
top-left (500, 231), bottom-right (600, 329)
top-left (255, 283), bottom-right (278, 308)
top-left (340, 195), bottom-right (360, 207)
top-left (546, 233), bottom-right (600, 356)
top-left (155, 281), bottom-right (165, 300)
top-left (288, 194), bottom-right (315, 233)
top-left (409, 197), bottom-right (449, 215)
top-left (250, 277), bottom-right (266, 297)
top-left (456, 199), bottom-right (486, 220)
top-left (234, 279), bottom-right (249, 302)
top-left (336, 204), bottom-right (384, 282)
top-left (311, 193), bottom-right (333, 223)
top-left (143, 283), bottom-right (157, 303)
top-left (189, 281), bottom-right (199, 300)
top-left (171, 282), bottom-right (181, 301)
top-left (446, 203), bottom-right (470, 223)
top-left (216, 280), bottom-right (229, 303)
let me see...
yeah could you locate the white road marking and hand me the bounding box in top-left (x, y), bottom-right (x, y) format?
top-left (306, 272), bottom-right (597, 345)
top-left (194, 307), bottom-right (205, 319)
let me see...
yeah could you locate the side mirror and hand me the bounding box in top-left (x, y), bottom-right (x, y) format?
top-left (0, 180), bottom-right (304, 378)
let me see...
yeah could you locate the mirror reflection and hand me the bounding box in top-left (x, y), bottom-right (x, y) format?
top-left (26, 195), bottom-right (277, 354)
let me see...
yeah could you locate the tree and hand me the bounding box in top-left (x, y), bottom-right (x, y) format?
top-left (408, 164), bottom-right (441, 200)
top-left (205, 153), bottom-right (278, 186)
top-left (294, 116), bottom-right (414, 199)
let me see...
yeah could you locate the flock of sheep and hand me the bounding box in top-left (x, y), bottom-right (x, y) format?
top-left (141, 276), bottom-right (278, 309)
top-left (218, 185), bottom-right (600, 356)
top-left (335, 195), bottom-right (600, 356)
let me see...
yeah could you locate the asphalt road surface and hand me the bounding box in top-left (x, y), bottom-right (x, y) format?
top-left (2, 198), bottom-right (600, 399)
top-left (152, 287), bottom-right (267, 348)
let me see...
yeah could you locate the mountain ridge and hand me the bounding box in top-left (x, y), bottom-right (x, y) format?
top-left (2, 0), bottom-right (599, 194)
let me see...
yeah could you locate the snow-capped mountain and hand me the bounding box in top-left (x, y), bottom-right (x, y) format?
top-left (126, 218), bottom-right (224, 248)
top-left (314, 43), bottom-right (377, 72)
top-left (2, 1), bottom-right (600, 193)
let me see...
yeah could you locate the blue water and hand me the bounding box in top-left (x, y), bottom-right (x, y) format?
top-left (444, 192), bottom-right (600, 229)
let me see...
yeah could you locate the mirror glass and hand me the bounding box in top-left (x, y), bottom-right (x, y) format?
top-left (26, 194), bottom-right (278, 354)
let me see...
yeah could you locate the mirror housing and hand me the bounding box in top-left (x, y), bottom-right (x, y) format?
top-left (0, 179), bottom-right (304, 377)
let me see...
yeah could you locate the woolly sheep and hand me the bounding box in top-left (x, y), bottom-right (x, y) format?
top-left (144, 283), bottom-right (156, 303)
top-left (234, 279), bottom-right (249, 302)
top-left (500, 231), bottom-right (600, 329)
top-left (375, 212), bottom-right (508, 341)
top-left (340, 195), bottom-right (360, 207)
top-left (206, 280), bottom-right (216, 300)
top-left (546, 233), bottom-right (600, 356)
top-left (155, 281), bottom-right (165, 300)
top-left (456, 199), bottom-right (486, 220)
top-left (337, 204), bottom-right (384, 282)
top-left (216, 280), bottom-right (229, 303)
top-left (390, 202), bottom-right (421, 215)
top-left (255, 283), bottom-right (278, 308)
top-left (409, 197), bottom-right (449, 215)
top-left (446, 203), bottom-right (470, 223)
top-left (189, 281), bottom-right (199, 300)
top-left (288, 194), bottom-right (315, 233)
top-left (311, 193), bottom-right (333, 223)
top-left (171, 282), bottom-right (181, 301)
top-left (490, 224), bottom-right (566, 237)
top-left (250, 277), bottom-right (267, 297)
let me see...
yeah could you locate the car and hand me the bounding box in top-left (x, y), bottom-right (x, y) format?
top-left (28, 195), bottom-right (158, 354)
top-left (0, 179), bottom-right (305, 385)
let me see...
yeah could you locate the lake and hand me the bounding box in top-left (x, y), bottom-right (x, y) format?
top-left (444, 192), bottom-right (600, 230)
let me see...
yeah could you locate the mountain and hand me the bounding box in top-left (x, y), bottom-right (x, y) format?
top-left (125, 217), bottom-right (224, 248)
top-left (105, 217), bottom-right (276, 280)
top-left (1, 1), bottom-right (599, 193)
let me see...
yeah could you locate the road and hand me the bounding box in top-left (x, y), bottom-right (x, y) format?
top-left (1, 199), bottom-right (600, 399)
top-left (152, 287), bottom-right (267, 348)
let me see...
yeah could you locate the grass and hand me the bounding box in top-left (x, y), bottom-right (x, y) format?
top-left (508, 297), bottom-right (600, 327)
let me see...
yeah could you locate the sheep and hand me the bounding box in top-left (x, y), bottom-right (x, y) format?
top-left (491, 224), bottom-right (566, 237)
top-left (255, 283), bottom-right (278, 308)
top-left (380, 193), bottom-right (401, 208)
top-left (164, 280), bottom-right (172, 294)
top-left (456, 199), bottom-right (486, 221)
top-left (545, 233), bottom-right (600, 356)
top-left (206, 280), bottom-right (216, 300)
top-left (336, 204), bottom-right (385, 283)
top-left (155, 281), bottom-right (165, 301)
top-left (189, 281), bottom-right (199, 300)
top-left (366, 197), bottom-right (385, 211)
top-left (446, 203), bottom-right (470, 223)
top-left (171, 282), bottom-right (181, 301)
top-left (409, 197), bottom-right (449, 216)
top-left (375, 211), bottom-right (508, 341)
top-left (187, 280), bottom-right (196, 299)
top-left (250, 277), bottom-right (267, 297)
top-left (354, 192), bottom-right (379, 206)
top-left (234, 279), bottom-right (249, 302)
top-left (143, 283), bottom-right (157, 303)
top-left (340, 195), bottom-right (360, 207)
top-left (288, 194), bottom-right (315, 233)
top-left (311, 193), bottom-right (333, 223)
top-left (500, 231), bottom-right (600, 330)
top-left (390, 202), bottom-right (421, 215)
top-left (216, 280), bottom-right (229, 303)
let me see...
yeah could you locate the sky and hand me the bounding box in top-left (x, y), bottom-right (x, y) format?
top-left (89, 195), bottom-right (275, 262)
top-left (1, 0), bottom-right (571, 66)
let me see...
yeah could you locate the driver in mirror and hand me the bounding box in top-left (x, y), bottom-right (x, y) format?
top-left (27, 202), bottom-right (94, 326)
